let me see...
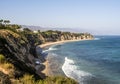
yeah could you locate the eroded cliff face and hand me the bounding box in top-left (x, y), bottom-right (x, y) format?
top-left (38, 31), bottom-right (94, 43)
top-left (0, 30), bottom-right (44, 79)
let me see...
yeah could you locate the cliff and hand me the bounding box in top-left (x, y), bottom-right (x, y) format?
top-left (0, 23), bottom-right (93, 83)
top-left (36, 30), bottom-right (94, 44)
top-left (0, 29), bottom-right (45, 79)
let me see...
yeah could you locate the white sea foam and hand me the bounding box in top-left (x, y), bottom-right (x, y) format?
top-left (62, 57), bottom-right (92, 84)
top-left (51, 53), bottom-right (58, 57)
top-left (94, 38), bottom-right (100, 40)
top-left (43, 47), bottom-right (58, 52)
top-left (48, 47), bottom-right (57, 50)
top-left (43, 50), bottom-right (49, 52)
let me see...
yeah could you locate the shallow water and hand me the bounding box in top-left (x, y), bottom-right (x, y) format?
top-left (43, 36), bottom-right (120, 84)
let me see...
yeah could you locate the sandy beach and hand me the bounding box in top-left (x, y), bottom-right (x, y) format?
top-left (40, 39), bottom-right (92, 48)
top-left (41, 60), bottom-right (50, 76)
top-left (41, 39), bottom-right (93, 76)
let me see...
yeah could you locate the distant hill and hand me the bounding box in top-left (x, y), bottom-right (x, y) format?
top-left (22, 25), bottom-right (93, 33)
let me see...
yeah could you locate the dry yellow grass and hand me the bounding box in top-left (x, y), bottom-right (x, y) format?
top-left (0, 29), bottom-right (20, 38)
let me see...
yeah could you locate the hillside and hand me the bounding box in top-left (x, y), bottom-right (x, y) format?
top-left (0, 20), bottom-right (93, 84)
top-left (22, 25), bottom-right (94, 33)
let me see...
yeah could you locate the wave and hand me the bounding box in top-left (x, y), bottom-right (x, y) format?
top-left (94, 38), bottom-right (100, 40)
top-left (48, 47), bottom-right (58, 50)
top-left (43, 47), bottom-right (58, 52)
top-left (62, 57), bottom-right (92, 84)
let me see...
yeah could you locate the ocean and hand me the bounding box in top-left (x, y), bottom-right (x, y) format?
top-left (43, 36), bottom-right (120, 84)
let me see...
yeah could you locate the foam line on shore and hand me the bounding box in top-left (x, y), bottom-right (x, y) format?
top-left (40, 39), bottom-right (93, 78)
top-left (62, 57), bottom-right (92, 84)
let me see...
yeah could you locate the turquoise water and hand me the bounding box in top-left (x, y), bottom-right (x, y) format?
top-left (44, 36), bottom-right (120, 84)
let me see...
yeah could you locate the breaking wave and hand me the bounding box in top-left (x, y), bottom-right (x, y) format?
top-left (94, 38), bottom-right (100, 40)
top-left (62, 57), bottom-right (92, 84)
top-left (43, 46), bottom-right (58, 52)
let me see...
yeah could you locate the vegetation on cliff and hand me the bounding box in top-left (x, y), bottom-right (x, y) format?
top-left (14, 74), bottom-right (77, 84)
top-left (0, 20), bottom-right (93, 84)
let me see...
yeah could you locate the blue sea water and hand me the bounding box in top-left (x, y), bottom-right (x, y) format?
top-left (44, 36), bottom-right (120, 84)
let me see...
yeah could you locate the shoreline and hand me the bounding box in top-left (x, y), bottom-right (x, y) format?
top-left (40, 38), bottom-right (93, 76)
top-left (40, 38), bottom-right (93, 48)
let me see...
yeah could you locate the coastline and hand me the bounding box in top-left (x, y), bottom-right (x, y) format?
top-left (40, 38), bottom-right (93, 76)
top-left (40, 38), bottom-right (93, 48)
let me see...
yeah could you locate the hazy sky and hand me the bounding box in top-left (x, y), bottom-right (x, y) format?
top-left (0, 0), bottom-right (120, 35)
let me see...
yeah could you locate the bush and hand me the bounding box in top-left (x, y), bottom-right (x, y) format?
top-left (17, 74), bottom-right (78, 84)
top-left (0, 54), bottom-right (5, 63)
top-left (19, 74), bottom-right (35, 84)
top-left (43, 76), bottom-right (78, 84)
top-left (3, 63), bottom-right (14, 70)
top-left (20, 40), bottom-right (25, 44)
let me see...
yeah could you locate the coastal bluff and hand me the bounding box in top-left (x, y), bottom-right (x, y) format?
top-left (0, 23), bottom-right (93, 83)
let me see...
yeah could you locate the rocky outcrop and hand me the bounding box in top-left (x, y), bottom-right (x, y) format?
top-left (0, 30), bottom-right (44, 79)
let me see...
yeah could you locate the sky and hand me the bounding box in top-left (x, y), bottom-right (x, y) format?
top-left (0, 0), bottom-right (120, 35)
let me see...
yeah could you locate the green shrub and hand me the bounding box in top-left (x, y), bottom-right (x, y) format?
top-left (18, 74), bottom-right (78, 84)
top-left (20, 40), bottom-right (25, 44)
top-left (19, 74), bottom-right (35, 84)
top-left (43, 76), bottom-right (78, 84)
top-left (0, 54), bottom-right (5, 63)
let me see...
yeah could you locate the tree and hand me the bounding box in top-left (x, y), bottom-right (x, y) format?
top-left (4, 20), bottom-right (10, 25)
top-left (23, 28), bottom-right (32, 32)
top-left (0, 19), bottom-right (3, 24)
top-left (38, 30), bottom-right (41, 33)
top-left (11, 24), bottom-right (21, 29)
